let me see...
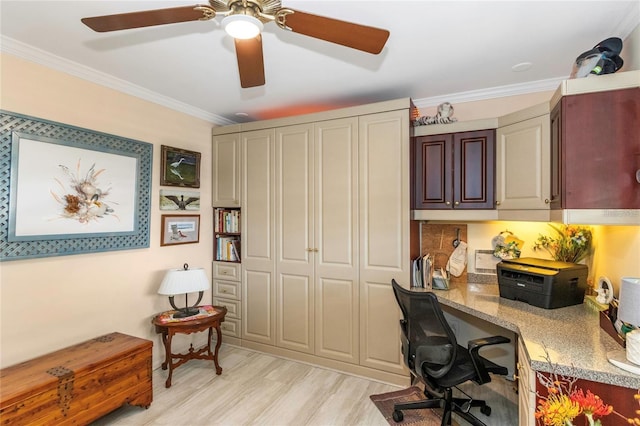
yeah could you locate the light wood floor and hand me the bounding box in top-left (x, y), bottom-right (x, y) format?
top-left (92, 344), bottom-right (517, 425)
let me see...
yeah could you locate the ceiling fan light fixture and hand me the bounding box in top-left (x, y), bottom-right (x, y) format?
top-left (222, 14), bottom-right (263, 39)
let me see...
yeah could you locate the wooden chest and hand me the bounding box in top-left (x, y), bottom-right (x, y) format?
top-left (0, 332), bottom-right (152, 425)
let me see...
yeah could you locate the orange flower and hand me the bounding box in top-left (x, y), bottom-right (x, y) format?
top-left (571, 389), bottom-right (613, 418)
top-left (536, 394), bottom-right (581, 426)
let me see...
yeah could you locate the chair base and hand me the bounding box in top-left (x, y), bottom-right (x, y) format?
top-left (392, 387), bottom-right (491, 426)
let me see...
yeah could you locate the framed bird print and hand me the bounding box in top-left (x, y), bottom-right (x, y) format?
top-left (159, 189), bottom-right (200, 211)
top-left (160, 145), bottom-right (201, 188)
top-left (161, 214), bottom-right (200, 246)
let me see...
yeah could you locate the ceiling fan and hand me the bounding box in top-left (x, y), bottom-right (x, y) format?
top-left (81, 0), bottom-right (390, 88)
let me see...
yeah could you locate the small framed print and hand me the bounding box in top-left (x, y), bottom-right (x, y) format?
top-left (160, 145), bottom-right (200, 188)
top-left (160, 214), bottom-right (200, 246)
top-left (159, 189), bottom-right (200, 211)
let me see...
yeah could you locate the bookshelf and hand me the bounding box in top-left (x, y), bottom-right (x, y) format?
top-left (214, 208), bottom-right (241, 263)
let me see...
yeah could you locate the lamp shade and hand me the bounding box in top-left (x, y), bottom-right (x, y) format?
top-left (158, 265), bottom-right (209, 296)
top-left (618, 277), bottom-right (640, 327)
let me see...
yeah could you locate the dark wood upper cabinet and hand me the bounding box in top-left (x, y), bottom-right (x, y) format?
top-left (413, 129), bottom-right (495, 209)
top-left (551, 88), bottom-right (640, 209)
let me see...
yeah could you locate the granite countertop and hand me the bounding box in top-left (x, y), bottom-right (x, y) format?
top-left (431, 282), bottom-right (640, 389)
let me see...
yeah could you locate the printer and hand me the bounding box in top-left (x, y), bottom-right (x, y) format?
top-left (497, 257), bottom-right (588, 309)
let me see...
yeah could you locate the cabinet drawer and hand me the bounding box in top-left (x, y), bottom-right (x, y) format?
top-left (220, 317), bottom-right (241, 338)
top-left (213, 297), bottom-right (241, 319)
top-left (213, 262), bottom-right (240, 281)
top-left (213, 279), bottom-right (241, 300)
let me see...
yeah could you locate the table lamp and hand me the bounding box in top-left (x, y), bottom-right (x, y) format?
top-left (607, 277), bottom-right (640, 375)
top-left (158, 263), bottom-right (209, 318)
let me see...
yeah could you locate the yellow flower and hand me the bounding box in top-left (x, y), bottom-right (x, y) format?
top-left (536, 394), bottom-right (582, 426)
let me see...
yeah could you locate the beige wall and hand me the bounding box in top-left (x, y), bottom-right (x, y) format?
top-left (0, 53), bottom-right (215, 368)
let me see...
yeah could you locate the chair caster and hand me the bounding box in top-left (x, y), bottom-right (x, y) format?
top-left (480, 405), bottom-right (491, 416)
top-left (392, 410), bottom-right (404, 422)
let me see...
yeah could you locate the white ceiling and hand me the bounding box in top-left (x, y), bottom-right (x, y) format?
top-left (1, 1), bottom-right (638, 125)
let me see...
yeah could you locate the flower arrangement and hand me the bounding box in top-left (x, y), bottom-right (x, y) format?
top-left (533, 224), bottom-right (592, 264)
top-left (535, 349), bottom-right (613, 426)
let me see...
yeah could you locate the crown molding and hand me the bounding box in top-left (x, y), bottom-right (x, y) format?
top-left (411, 77), bottom-right (564, 110)
top-left (0, 36), bottom-right (235, 126)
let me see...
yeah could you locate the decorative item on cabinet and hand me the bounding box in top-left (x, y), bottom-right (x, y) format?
top-left (412, 102), bottom-right (458, 126)
top-left (412, 129), bottom-right (495, 210)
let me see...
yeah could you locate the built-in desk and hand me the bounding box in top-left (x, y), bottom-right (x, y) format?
top-left (431, 282), bottom-right (639, 389)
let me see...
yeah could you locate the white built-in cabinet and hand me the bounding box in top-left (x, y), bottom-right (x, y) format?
top-left (212, 133), bottom-right (241, 207)
top-left (496, 103), bottom-right (551, 213)
top-left (358, 111), bottom-right (409, 374)
top-left (241, 128), bottom-right (277, 345)
top-left (517, 338), bottom-right (536, 426)
top-left (215, 99), bottom-right (411, 381)
top-left (275, 118), bottom-right (360, 361)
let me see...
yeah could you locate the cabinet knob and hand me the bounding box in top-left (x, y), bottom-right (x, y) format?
top-left (495, 201), bottom-right (501, 206)
top-left (544, 198), bottom-right (550, 204)
top-left (636, 169), bottom-right (640, 184)
top-left (454, 201), bottom-right (460, 206)
top-left (445, 201), bottom-right (451, 206)
top-left (221, 289), bottom-right (228, 293)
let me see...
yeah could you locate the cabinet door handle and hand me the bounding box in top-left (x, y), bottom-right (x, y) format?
top-left (454, 201), bottom-right (460, 206)
top-left (544, 198), bottom-right (550, 204)
top-left (221, 289), bottom-right (228, 293)
top-left (495, 201), bottom-right (501, 206)
top-left (445, 201), bottom-right (451, 206)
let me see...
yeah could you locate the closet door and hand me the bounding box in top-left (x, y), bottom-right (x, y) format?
top-left (212, 132), bottom-right (241, 207)
top-left (314, 117), bottom-right (359, 364)
top-left (358, 110), bottom-right (409, 374)
top-left (275, 124), bottom-right (315, 353)
top-left (241, 129), bottom-right (276, 345)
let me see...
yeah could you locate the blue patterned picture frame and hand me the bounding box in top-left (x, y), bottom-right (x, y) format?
top-left (1, 110), bottom-right (153, 261)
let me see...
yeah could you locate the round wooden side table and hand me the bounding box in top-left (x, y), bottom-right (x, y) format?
top-left (152, 305), bottom-right (227, 388)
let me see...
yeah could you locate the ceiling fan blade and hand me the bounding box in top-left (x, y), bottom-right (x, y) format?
top-left (235, 36), bottom-right (266, 88)
top-left (282, 10), bottom-right (389, 54)
top-left (81, 5), bottom-right (212, 32)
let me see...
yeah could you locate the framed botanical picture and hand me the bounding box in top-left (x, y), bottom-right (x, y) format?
top-left (159, 189), bottom-right (200, 211)
top-left (160, 145), bottom-right (200, 188)
top-left (1, 110), bottom-right (152, 261)
top-left (161, 214), bottom-right (200, 246)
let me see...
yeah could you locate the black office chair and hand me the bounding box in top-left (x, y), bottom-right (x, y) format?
top-left (391, 279), bottom-right (511, 426)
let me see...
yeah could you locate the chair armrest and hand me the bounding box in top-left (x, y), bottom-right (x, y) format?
top-left (467, 336), bottom-right (511, 384)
